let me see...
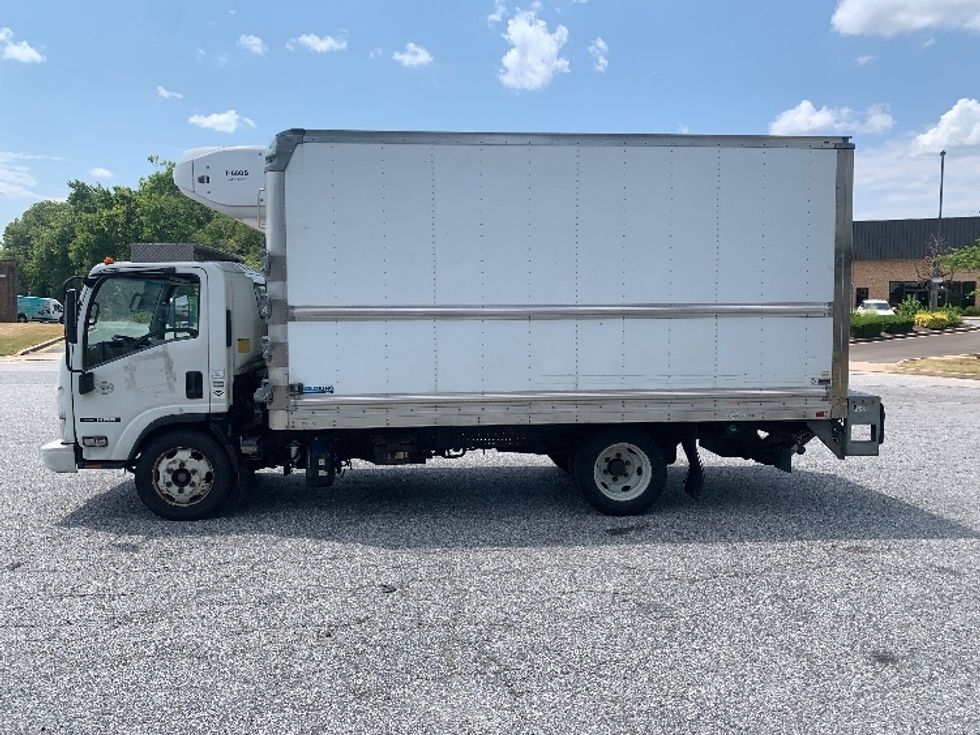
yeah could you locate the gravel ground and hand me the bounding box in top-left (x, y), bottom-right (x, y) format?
top-left (1, 361), bottom-right (979, 734)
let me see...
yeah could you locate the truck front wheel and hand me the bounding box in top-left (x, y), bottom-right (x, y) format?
top-left (572, 429), bottom-right (666, 515)
top-left (135, 430), bottom-right (234, 520)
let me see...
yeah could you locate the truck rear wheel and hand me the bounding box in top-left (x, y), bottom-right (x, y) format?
top-left (572, 429), bottom-right (666, 515)
top-left (135, 430), bottom-right (233, 520)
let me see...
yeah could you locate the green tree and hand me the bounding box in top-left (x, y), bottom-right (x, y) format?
top-left (71, 185), bottom-right (140, 272)
top-left (137, 157), bottom-right (215, 242)
top-left (192, 214), bottom-right (264, 268)
top-left (23, 204), bottom-right (75, 297)
top-left (2, 154), bottom-right (265, 295)
top-left (943, 240), bottom-right (980, 275)
top-left (2, 200), bottom-right (76, 295)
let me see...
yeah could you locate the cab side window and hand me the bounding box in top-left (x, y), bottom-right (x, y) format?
top-left (85, 275), bottom-right (200, 368)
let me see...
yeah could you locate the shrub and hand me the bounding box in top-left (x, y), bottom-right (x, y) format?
top-left (940, 306), bottom-right (963, 327)
top-left (850, 313), bottom-right (915, 338)
top-left (896, 295), bottom-right (921, 319)
top-left (851, 313), bottom-right (887, 338)
top-left (882, 317), bottom-right (915, 335)
top-left (915, 311), bottom-right (952, 329)
top-left (962, 306), bottom-right (980, 317)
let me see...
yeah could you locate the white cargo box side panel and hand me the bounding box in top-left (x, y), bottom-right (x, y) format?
top-left (275, 133), bottom-right (846, 428)
top-left (285, 142), bottom-right (837, 308)
top-left (288, 316), bottom-right (832, 394)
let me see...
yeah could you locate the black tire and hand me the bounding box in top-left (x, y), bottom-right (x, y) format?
top-left (547, 452), bottom-right (573, 474)
top-left (572, 428), bottom-right (667, 515)
top-left (16, 314), bottom-right (27, 323)
top-left (135, 430), bottom-right (234, 520)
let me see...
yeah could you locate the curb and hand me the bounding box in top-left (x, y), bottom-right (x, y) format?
top-left (15, 337), bottom-right (63, 356)
top-left (850, 325), bottom-right (980, 345)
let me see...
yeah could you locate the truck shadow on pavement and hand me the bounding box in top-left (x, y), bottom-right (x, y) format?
top-left (59, 462), bottom-right (980, 548)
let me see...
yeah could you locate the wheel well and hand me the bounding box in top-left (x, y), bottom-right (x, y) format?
top-left (129, 417), bottom-right (237, 470)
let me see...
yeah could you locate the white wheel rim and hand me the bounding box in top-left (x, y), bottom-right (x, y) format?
top-left (593, 442), bottom-right (652, 502)
top-left (151, 447), bottom-right (215, 506)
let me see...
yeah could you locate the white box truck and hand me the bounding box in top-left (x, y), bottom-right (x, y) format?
top-left (42, 129), bottom-right (883, 519)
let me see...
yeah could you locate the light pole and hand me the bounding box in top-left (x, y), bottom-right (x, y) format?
top-left (930, 150), bottom-right (946, 311)
top-left (939, 149), bottom-right (946, 236)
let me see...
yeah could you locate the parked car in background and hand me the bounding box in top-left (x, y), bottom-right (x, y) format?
top-left (856, 299), bottom-right (895, 316)
top-left (16, 295), bottom-right (64, 323)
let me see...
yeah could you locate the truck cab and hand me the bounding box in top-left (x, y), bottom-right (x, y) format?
top-left (41, 256), bottom-right (265, 517)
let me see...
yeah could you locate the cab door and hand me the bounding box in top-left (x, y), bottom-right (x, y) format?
top-left (73, 268), bottom-right (211, 463)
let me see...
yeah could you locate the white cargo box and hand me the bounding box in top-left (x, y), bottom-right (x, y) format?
top-left (258, 131), bottom-right (851, 431)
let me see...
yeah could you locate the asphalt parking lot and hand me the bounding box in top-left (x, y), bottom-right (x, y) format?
top-left (2, 360), bottom-right (979, 734)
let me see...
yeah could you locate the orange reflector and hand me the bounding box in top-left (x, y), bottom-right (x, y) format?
top-left (103, 256), bottom-right (114, 265)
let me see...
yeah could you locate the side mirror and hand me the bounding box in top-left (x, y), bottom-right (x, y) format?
top-left (65, 289), bottom-right (78, 344)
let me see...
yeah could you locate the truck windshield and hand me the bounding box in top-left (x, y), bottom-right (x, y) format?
top-left (84, 274), bottom-right (200, 367)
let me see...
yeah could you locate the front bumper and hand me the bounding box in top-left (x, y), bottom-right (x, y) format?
top-left (41, 440), bottom-right (77, 473)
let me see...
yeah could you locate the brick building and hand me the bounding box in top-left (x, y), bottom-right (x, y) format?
top-left (852, 216), bottom-right (980, 308)
top-left (0, 260), bottom-right (17, 322)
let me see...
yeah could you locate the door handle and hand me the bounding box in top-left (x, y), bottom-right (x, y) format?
top-left (185, 371), bottom-right (203, 399)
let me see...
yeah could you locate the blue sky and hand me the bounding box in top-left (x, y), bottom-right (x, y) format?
top-left (2, 0), bottom-right (979, 236)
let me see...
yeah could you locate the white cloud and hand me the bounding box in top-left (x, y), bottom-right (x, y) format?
top-left (862, 104), bottom-right (896, 134)
top-left (0, 152), bottom-right (60, 200)
top-left (588, 37), bottom-right (608, 73)
top-left (287, 33), bottom-right (348, 53)
top-left (392, 42), bottom-right (433, 67)
top-left (915, 98), bottom-right (980, 151)
top-left (188, 109), bottom-right (256, 134)
top-left (195, 48), bottom-right (229, 66)
top-left (88, 167), bottom-right (113, 180)
top-left (832, 0), bottom-right (980, 36)
top-left (0, 27), bottom-right (45, 63)
top-left (488, 1), bottom-right (507, 24)
top-left (855, 142), bottom-right (980, 220)
top-left (0, 156), bottom-right (40, 199)
top-left (156, 85), bottom-right (183, 100)
top-left (237, 34), bottom-right (268, 56)
top-left (368, 47), bottom-right (384, 59)
top-left (769, 99), bottom-right (895, 135)
top-left (855, 53), bottom-right (877, 65)
top-left (498, 7), bottom-right (570, 90)
top-left (853, 99), bottom-right (980, 219)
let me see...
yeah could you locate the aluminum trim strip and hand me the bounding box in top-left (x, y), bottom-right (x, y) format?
top-left (292, 387), bottom-right (828, 408)
top-left (289, 303), bottom-right (833, 322)
top-left (283, 392), bottom-right (832, 431)
top-left (287, 129), bottom-right (852, 150)
top-left (831, 147), bottom-right (854, 418)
